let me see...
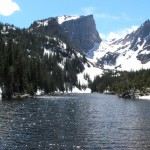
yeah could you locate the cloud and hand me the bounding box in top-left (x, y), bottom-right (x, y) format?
top-left (95, 12), bottom-right (134, 21)
top-left (81, 7), bottom-right (96, 15)
top-left (105, 26), bottom-right (139, 40)
top-left (106, 32), bottom-right (123, 40)
top-left (99, 33), bottom-right (106, 39)
top-left (0, 0), bottom-right (20, 16)
top-left (81, 7), bottom-right (119, 20)
top-left (122, 12), bottom-right (132, 21)
top-left (95, 13), bottom-right (120, 20)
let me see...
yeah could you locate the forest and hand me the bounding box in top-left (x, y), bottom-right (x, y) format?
top-left (0, 21), bottom-right (86, 99)
top-left (90, 69), bottom-right (150, 96)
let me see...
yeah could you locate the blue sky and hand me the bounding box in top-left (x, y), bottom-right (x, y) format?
top-left (0, 0), bottom-right (149, 39)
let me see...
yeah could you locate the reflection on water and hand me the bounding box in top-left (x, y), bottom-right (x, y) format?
top-left (0, 93), bottom-right (150, 149)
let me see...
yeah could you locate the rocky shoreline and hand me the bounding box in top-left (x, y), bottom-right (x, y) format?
top-left (104, 89), bottom-right (150, 100)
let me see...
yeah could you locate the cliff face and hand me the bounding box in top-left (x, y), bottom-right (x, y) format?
top-left (60, 15), bottom-right (101, 53)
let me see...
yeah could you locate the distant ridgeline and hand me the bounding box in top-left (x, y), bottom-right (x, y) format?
top-left (0, 15), bottom-right (95, 99)
top-left (96, 20), bottom-right (150, 70)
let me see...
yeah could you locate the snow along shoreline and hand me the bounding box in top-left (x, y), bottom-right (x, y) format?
top-left (0, 87), bottom-right (2, 100)
top-left (139, 95), bottom-right (150, 100)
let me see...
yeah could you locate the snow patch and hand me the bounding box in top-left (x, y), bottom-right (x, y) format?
top-left (58, 15), bottom-right (80, 24)
top-left (36, 89), bottom-right (44, 96)
top-left (77, 64), bottom-right (103, 85)
top-left (139, 95), bottom-right (150, 100)
top-left (44, 48), bottom-right (52, 56)
top-left (0, 87), bottom-right (2, 99)
top-left (37, 20), bottom-right (49, 27)
top-left (68, 86), bottom-right (91, 93)
top-left (58, 63), bottom-right (64, 69)
top-left (60, 42), bottom-right (67, 50)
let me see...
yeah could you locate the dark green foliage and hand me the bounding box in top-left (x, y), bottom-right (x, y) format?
top-left (90, 69), bottom-right (150, 94)
top-left (0, 22), bottom-right (86, 99)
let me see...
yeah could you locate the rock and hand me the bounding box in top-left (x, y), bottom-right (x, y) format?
top-left (121, 92), bottom-right (132, 99)
top-left (97, 52), bottom-right (120, 66)
top-left (61, 15), bottom-right (101, 53)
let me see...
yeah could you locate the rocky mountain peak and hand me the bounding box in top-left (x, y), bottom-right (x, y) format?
top-left (29, 15), bottom-right (101, 53)
top-left (60, 14), bottom-right (101, 53)
top-left (92, 19), bottom-right (150, 71)
top-left (142, 19), bottom-right (150, 26)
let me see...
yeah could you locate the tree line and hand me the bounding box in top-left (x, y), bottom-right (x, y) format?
top-left (0, 22), bottom-right (86, 99)
top-left (90, 69), bottom-right (150, 94)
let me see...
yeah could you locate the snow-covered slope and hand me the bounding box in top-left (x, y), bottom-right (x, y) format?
top-left (0, 87), bottom-right (2, 99)
top-left (57, 15), bottom-right (80, 24)
top-left (96, 40), bottom-right (150, 71)
top-left (87, 20), bottom-right (150, 71)
top-left (28, 15), bottom-right (103, 93)
top-left (77, 63), bottom-right (103, 85)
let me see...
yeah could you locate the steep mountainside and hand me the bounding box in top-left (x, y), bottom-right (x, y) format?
top-left (30, 15), bottom-right (101, 53)
top-left (28, 15), bottom-right (103, 87)
top-left (0, 15), bottom-right (103, 98)
top-left (0, 20), bottom-right (92, 98)
top-left (89, 20), bottom-right (150, 71)
top-left (59, 15), bottom-right (101, 53)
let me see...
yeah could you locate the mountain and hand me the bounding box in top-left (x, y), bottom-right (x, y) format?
top-left (31, 15), bottom-right (101, 53)
top-left (0, 15), bottom-right (103, 98)
top-left (88, 20), bottom-right (150, 94)
top-left (3, 15), bottom-right (150, 98)
top-left (28, 15), bottom-right (103, 88)
top-left (89, 20), bottom-right (150, 71)
top-left (58, 15), bottom-right (101, 53)
top-left (0, 21), bottom-right (84, 98)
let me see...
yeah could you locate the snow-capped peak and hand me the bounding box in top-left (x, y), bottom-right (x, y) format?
top-left (57, 15), bottom-right (80, 24)
top-left (103, 26), bottom-right (139, 42)
top-left (85, 22), bottom-right (150, 72)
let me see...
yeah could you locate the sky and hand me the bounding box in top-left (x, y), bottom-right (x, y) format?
top-left (0, 0), bottom-right (150, 39)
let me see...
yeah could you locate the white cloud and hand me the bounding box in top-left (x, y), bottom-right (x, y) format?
top-left (99, 33), bottom-right (106, 39)
top-left (105, 26), bottom-right (139, 40)
top-left (0, 0), bottom-right (20, 16)
top-left (81, 7), bottom-right (96, 15)
top-left (81, 7), bottom-right (119, 20)
top-left (106, 32), bottom-right (121, 40)
top-left (81, 7), bottom-right (134, 22)
top-left (95, 13), bottom-right (120, 20)
top-left (122, 12), bottom-right (132, 21)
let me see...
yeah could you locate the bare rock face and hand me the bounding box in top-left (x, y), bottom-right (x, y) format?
top-left (60, 15), bottom-right (101, 53)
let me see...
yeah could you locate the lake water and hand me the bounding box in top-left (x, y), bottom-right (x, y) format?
top-left (0, 93), bottom-right (150, 150)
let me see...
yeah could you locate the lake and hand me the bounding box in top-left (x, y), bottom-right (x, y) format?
top-left (0, 93), bottom-right (150, 150)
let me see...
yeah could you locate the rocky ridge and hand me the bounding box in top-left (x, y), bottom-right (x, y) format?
top-left (90, 20), bottom-right (150, 71)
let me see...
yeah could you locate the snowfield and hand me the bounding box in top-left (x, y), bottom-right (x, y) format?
top-left (68, 86), bottom-right (91, 93)
top-left (77, 64), bottom-right (103, 86)
top-left (57, 16), bottom-right (80, 24)
top-left (139, 95), bottom-right (150, 100)
top-left (87, 39), bottom-right (150, 71)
